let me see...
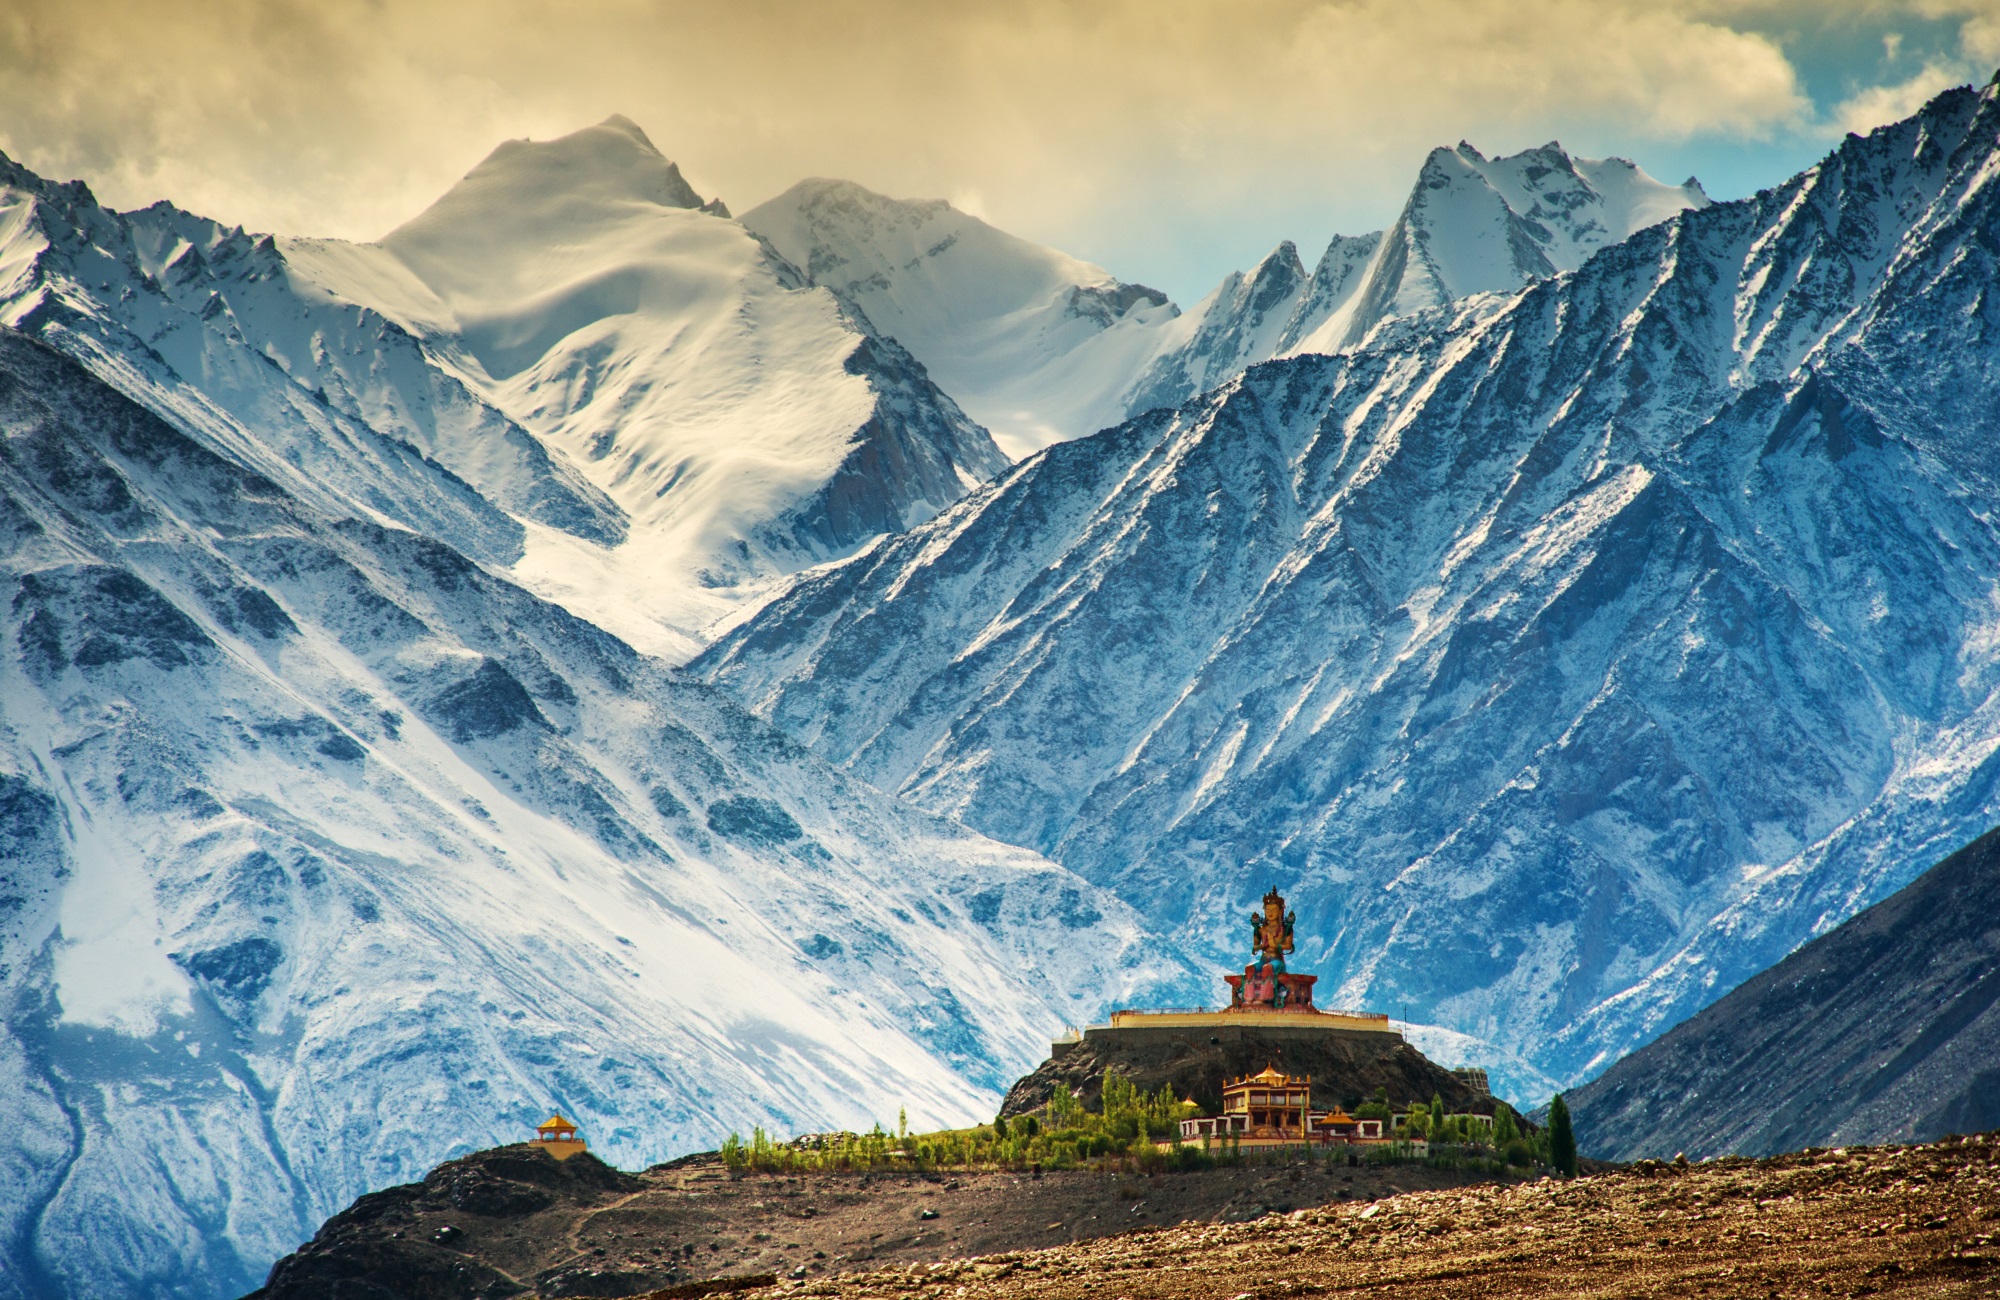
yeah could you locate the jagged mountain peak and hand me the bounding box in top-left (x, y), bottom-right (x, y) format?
top-left (746, 176), bottom-right (1120, 300)
top-left (594, 111), bottom-right (662, 149)
top-left (744, 176), bottom-right (1177, 457)
top-left (768, 175), bottom-right (955, 225)
top-left (1253, 239), bottom-right (1305, 276)
top-left (1121, 136), bottom-right (1709, 417)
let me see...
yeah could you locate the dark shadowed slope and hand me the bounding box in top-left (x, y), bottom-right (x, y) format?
top-left (1570, 828), bottom-right (2000, 1161)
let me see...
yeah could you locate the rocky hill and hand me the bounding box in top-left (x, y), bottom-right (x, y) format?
top-left (1569, 827), bottom-right (2000, 1161)
top-left (1000, 1024), bottom-right (1491, 1119)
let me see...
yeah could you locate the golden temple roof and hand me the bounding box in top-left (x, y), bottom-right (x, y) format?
top-left (537, 1113), bottom-right (576, 1133)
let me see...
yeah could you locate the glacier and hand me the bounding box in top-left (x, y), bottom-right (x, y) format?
top-left (701, 77), bottom-right (2000, 1092)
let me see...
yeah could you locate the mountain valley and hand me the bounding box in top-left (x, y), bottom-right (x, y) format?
top-left (2, 64), bottom-right (2000, 1300)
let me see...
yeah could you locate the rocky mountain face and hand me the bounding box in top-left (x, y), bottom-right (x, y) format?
top-left (742, 179), bottom-right (1176, 457)
top-left (0, 321), bottom-right (1186, 1300)
top-left (700, 78), bottom-right (2000, 1090)
top-left (1125, 142), bottom-right (1708, 416)
top-left (1569, 827), bottom-right (2000, 1161)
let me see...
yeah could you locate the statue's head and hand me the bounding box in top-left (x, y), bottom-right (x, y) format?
top-left (1262, 887), bottom-right (1285, 921)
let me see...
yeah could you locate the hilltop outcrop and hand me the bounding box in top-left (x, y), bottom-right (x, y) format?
top-left (1001, 1023), bottom-right (1490, 1119)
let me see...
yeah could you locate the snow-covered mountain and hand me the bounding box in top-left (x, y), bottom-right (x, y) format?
top-left (700, 77), bottom-right (2000, 1089)
top-left (0, 326), bottom-right (1190, 1300)
top-left (1124, 142), bottom-right (1708, 415)
top-left (0, 118), bottom-right (1010, 661)
top-left (0, 129), bottom-right (1186, 1300)
top-left (293, 119), bottom-right (1008, 654)
top-left (742, 179), bottom-right (1176, 457)
top-left (742, 145), bottom-right (1704, 452)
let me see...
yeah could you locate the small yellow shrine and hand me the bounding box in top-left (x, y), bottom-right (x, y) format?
top-left (532, 1112), bottom-right (587, 1161)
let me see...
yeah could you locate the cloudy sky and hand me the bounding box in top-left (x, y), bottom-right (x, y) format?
top-left (4, 0), bottom-right (1997, 303)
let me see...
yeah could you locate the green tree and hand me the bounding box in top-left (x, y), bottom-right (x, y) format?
top-left (1102, 1069), bottom-right (1139, 1125)
top-left (993, 1114), bottom-right (1009, 1141)
top-left (1548, 1094), bottom-right (1578, 1178)
top-left (1050, 1082), bottom-right (1083, 1129)
top-left (1494, 1103), bottom-right (1520, 1145)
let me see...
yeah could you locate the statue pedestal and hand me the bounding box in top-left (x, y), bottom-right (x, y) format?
top-left (1225, 964), bottom-right (1318, 1010)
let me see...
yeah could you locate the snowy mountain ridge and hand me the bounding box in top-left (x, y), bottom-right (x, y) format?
top-left (742, 178), bottom-right (1176, 457)
top-left (1, 117), bottom-right (1012, 662)
top-left (289, 117), bottom-right (1010, 658)
top-left (700, 78), bottom-right (2000, 1092)
top-left (1123, 141), bottom-right (1709, 416)
top-left (753, 141), bottom-right (1706, 450)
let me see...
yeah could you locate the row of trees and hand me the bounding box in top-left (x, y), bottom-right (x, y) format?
top-left (717, 1080), bottom-right (1203, 1174)
top-left (716, 1075), bottom-right (1581, 1178)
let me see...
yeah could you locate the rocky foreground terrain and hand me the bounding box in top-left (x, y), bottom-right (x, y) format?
top-left (249, 1146), bottom-right (1520, 1299)
top-left (251, 1136), bottom-right (2000, 1298)
top-left (785, 1136), bottom-right (2000, 1300)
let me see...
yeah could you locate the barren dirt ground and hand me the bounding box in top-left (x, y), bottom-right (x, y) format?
top-left (773, 1137), bottom-right (1999, 1300)
top-left (255, 1136), bottom-right (2000, 1298)
top-left (363, 1154), bottom-right (1507, 1296)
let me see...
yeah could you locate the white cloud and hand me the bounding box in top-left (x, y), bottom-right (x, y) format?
top-left (0, 0), bottom-right (1812, 247)
top-left (1833, 61), bottom-right (1972, 134)
top-left (1824, 1), bottom-right (2000, 138)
